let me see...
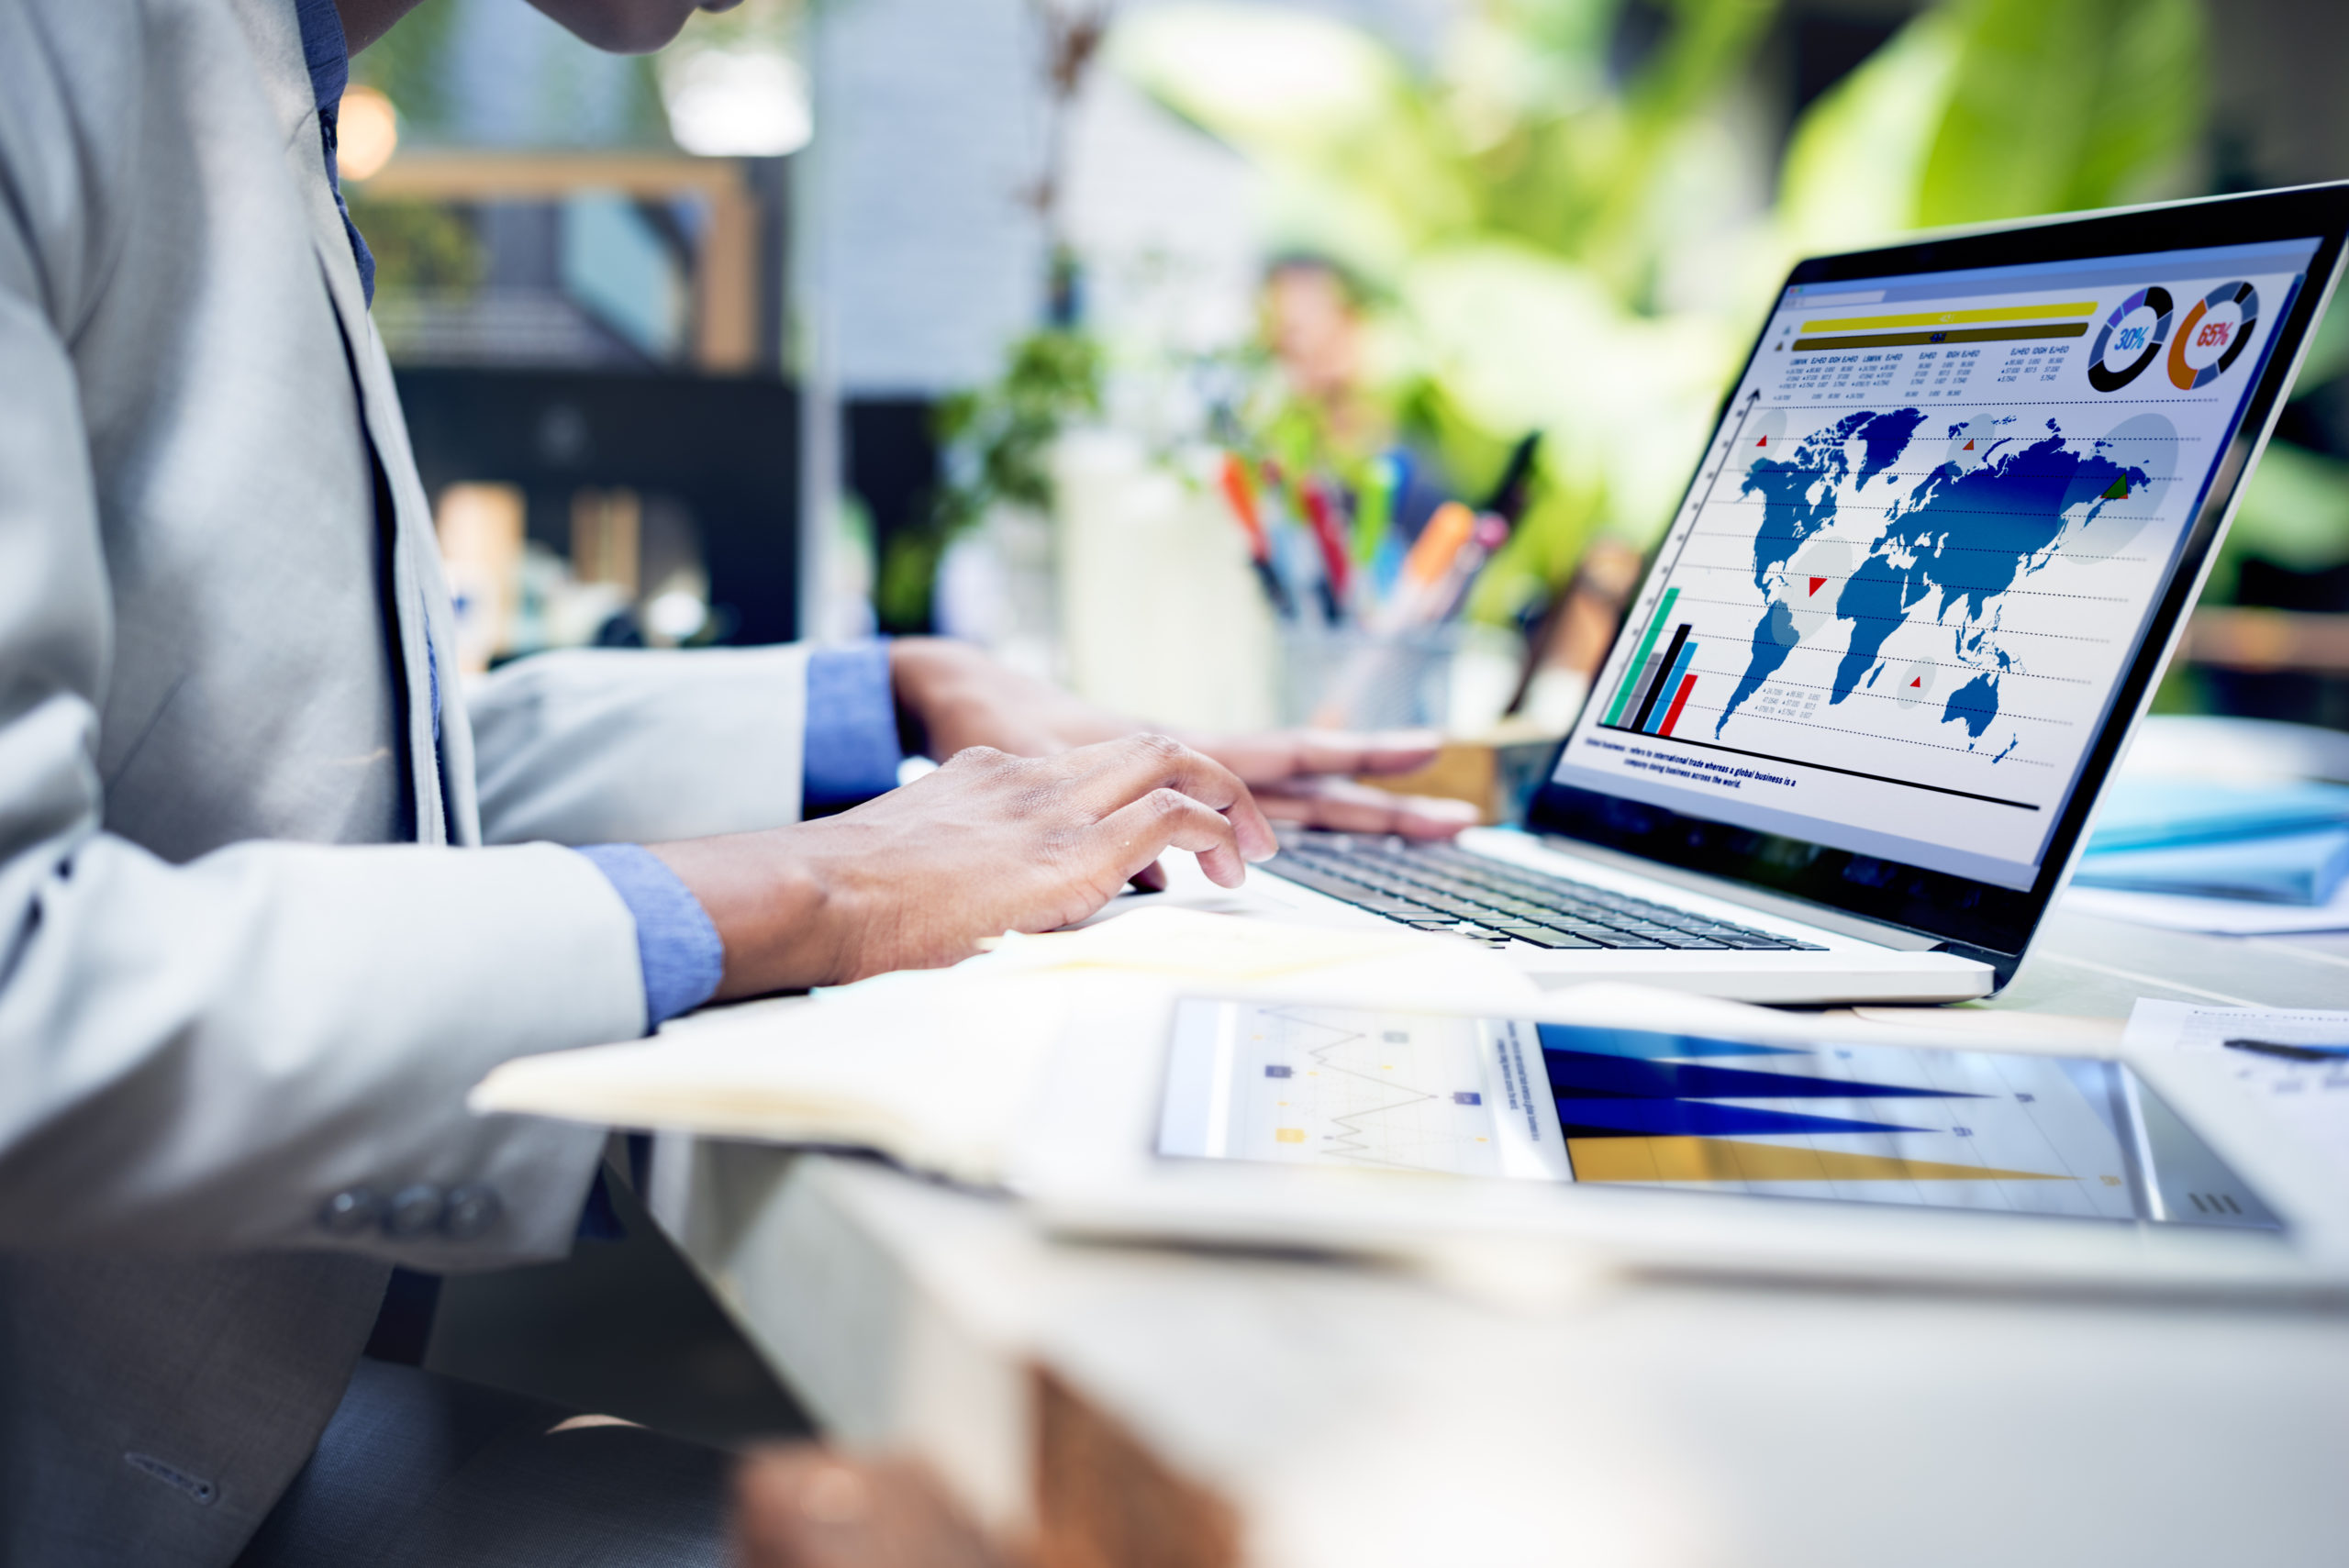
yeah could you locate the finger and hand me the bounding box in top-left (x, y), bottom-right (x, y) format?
top-left (1341, 729), bottom-right (1446, 776)
top-left (1255, 777), bottom-right (1481, 839)
top-left (1062, 735), bottom-right (1278, 862)
top-left (1128, 860), bottom-right (1168, 893)
top-left (1200, 728), bottom-right (1442, 783)
top-left (1092, 787), bottom-right (1252, 888)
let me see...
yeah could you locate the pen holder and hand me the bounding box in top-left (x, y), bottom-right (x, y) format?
top-left (1279, 625), bottom-right (1463, 730)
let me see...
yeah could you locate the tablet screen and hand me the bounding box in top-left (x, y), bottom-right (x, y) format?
top-left (1156, 1000), bottom-right (2277, 1229)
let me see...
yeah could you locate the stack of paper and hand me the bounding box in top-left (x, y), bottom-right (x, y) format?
top-left (470, 906), bottom-right (1536, 1184)
top-left (2073, 779), bottom-right (2349, 906)
top-left (2125, 1000), bottom-right (2349, 1188)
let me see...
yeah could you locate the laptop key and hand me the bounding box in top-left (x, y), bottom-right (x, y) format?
top-left (1499, 929), bottom-right (1605, 950)
top-left (1271, 864), bottom-right (1407, 905)
top-left (1278, 835), bottom-right (1826, 952)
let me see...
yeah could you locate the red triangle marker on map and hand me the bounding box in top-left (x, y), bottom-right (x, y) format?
top-left (1910, 677), bottom-right (1922, 688)
top-left (1809, 576), bottom-right (1828, 596)
top-left (1964, 439), bottom-right (1976, 450)
top-left (1756, 436), bottom-right (1768, 447)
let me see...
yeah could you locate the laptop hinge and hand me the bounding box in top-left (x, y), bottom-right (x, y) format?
top-left (1527, 834), bottom-right (1949, 952)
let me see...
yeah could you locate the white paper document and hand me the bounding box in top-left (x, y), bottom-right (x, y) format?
top-left (2064, 878), bottom-right (2349, 935)
top-left (2124, 1000), bottom-right (2349, 1184)
top-left (470, 907), bottom-right (1534, 1184)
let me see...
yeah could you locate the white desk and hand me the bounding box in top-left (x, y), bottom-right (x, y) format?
top-left (646, 906), bottom-right (2349, 1567)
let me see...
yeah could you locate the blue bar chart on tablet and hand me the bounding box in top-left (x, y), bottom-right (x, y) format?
top-left (1158, 1000), bottom-right (2278, 1229)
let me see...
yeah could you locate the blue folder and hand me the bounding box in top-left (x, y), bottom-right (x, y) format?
top-left (2085, 779), bottom-right (2349, 853)
top-left (2074, 826), bottom-right (2349, 905)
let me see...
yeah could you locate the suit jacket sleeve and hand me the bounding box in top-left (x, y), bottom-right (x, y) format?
top-left (466, 645), bottom-right (812, 847)
top-left (0, 93), bottom-right (644, 1271)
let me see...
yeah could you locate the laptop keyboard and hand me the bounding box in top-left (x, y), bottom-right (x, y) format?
top-left (1263, 834), bottom-right (1829, 951)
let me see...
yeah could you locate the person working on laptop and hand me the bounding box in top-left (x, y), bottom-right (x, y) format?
top-left (0, 0), bottom-right (1473, 1562)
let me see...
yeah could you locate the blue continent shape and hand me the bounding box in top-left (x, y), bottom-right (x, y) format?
top-left (1943, 673), bottom-right (2000, 738)
top-left (1715, 600), bottom-right (1798, 737)
top-left (1737, 409), bottom-right (1925, 592)
top-left (1854, 407), bottom-right (1926, 490)
top-left (1716, 409), bottom-right (1927, 732)
top-left (1826, 430), bottom-right (2151, 740)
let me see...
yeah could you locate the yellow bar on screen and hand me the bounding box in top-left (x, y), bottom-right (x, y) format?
top-left (1799, 300), bottom-right (2099, 333)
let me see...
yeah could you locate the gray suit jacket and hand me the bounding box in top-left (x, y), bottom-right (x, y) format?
top-left (0, 1), bottom-right (823, 1560)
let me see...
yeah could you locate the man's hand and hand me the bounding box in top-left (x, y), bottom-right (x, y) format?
top-left (891, 638), bottom-right (1478, 840)
top-left (649, 736), bottom-right (1275, 995)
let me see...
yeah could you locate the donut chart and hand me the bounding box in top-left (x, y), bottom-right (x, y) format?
top-left (2087, 286), bottom-right (2173, 392)
top-left (2167, 280), bottom-right (2260, 390)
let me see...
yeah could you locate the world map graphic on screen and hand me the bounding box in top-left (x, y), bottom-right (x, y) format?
top-left (1553, 242), bottom-right (2315, 886)
top-left (1716, 409), bottom-right (2153, 753)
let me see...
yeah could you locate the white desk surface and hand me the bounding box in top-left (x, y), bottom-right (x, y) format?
top-left (645, 906), bottom-right (2349, 1567)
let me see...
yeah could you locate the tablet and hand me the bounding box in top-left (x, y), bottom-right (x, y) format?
top-left (1015, 985), bottom-right (2349, 1296)
top-left (1156, 999), bottom-right (2277, 1231)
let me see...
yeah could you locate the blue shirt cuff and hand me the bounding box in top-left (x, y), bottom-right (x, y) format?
top-left (575, 844), bottom-right (724, 1029)
top-left (803, 640), bottom-right (904, 811)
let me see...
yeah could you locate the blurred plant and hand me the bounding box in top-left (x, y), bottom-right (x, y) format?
top-left (2206, 307), bottom-right (2349, 600)
top-left (1778, 0), bottom-right (2205, 248)
top-left (876, 3), bottom-right (1119, 632)
top-left (348, 0), bottom-right (674, 150)
top-left (345, 198), bottom-right (485, 295)
top-left (1112, 0), bottom-right (2210, 626)
top-left (876, 328), bottom-right (1106, 632)
top-left (1026, 2), bottom-right (1119, 323)
top-left (347, 0), bottom-right (461, 135)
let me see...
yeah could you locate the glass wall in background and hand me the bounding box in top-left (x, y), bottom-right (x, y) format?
top-left (344, 0), bottom-right (807, 666)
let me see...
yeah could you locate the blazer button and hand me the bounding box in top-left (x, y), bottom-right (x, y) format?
top-left (384, 1184), bottom-right (446, 1237)
top-left (440, 1185), bottom-right (501, 1240)
top-left (318, 1188), bottom-right (383, 1235)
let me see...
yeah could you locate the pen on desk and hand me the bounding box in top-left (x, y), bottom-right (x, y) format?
top-left (1299, 478), bottom-right (1352, 620)
top-left (1259, 459), bottom-right (1338, 625)
top-left (1219, 451), bottom-right (1295, 619)
top-left (1355, 451), bottom-right (1401, 574)
top-left (1428, 513), bottom-right (1511, 623)
top-left (1353, 455), bottom-right (1394, 568)
top-left (1480, 431), bottom-right (1542, 522)
top-left (1364, 500), bottom-right (1476, 634)
top-left (2223, 1038), bottom-right (2349, 1062)
top-left (1398, 500), bottom-right (1475, 595)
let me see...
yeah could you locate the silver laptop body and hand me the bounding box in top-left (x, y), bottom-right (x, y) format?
top-left (1240, 186), bottom-right (2349, 1004)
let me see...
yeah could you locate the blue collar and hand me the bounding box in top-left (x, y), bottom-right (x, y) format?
top-left (295, 0), bottom-right (350, 116)
top-left (293, 0), bottom-right (375, 303)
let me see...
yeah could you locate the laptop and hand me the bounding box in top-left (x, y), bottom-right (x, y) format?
top-left (1229, 184), bottom-right (2349, 1005)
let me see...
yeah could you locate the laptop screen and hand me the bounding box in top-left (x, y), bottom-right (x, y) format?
top-left (1540, 214), bottom-right (2338, 950)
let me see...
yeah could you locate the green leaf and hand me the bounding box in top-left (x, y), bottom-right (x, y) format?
top-left (1777, 14), bottom-right (1963, 249)
top-left (2221, 439), bottom-right (2349, 578)
top-left (1917, 0), bottom-right (2205, 228)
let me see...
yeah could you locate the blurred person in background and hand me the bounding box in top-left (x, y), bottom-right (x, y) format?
top-left (1263, 254), bottom-right (1380, 454)
top-left (0, 0), bottom-right (1474, 1562)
